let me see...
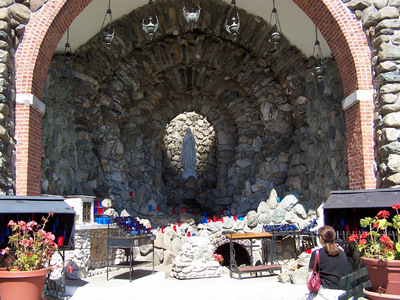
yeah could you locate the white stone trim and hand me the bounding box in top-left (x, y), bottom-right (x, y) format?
top-left (342, 89), bottom-right (374, 110)
top-left (15, 93), bottom-right (45, 114)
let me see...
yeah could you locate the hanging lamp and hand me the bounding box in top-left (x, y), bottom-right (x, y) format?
top-left (312, 26), bottom-right (325, 80)
top-left (99, 0), bottom-right (115, 47)
top-left (225, 0), bottom-right (240, 36)
top-left (142, 0), bottom-right (159, 40)
top-left (268, 0), bottom-right (282, 49)
top-left (62, 28), bottom-right (73, 78)
top-left (182, 0), bottom-right (201, 31)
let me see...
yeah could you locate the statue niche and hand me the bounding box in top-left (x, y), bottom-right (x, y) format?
top-left (182, 128), bottom-right (197, 180)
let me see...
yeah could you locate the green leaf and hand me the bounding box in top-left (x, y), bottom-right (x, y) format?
top-left (396, 242), bottom-right (400, 253)
top-left (360, 218), bottom-right (370, 227)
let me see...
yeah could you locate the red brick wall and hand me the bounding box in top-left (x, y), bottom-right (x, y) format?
top-left (14, 0), bottom-right (375, 194)
top-left (345, 100), bottom-right (375, 189)
top-left (15, 105), bottom-right (43, 196)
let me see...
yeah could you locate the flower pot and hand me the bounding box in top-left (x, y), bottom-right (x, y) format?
top-left (362, 257), bottom-right (400, 296)
top-left (0, 268), bottom-right (49, 300)
top-left (363, 288), bottom-right (400, 300)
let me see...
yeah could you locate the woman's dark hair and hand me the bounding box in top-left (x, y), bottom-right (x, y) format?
top-left (318, 225), bottom-right (339, 256)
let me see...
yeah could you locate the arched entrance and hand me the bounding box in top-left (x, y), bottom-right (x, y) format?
top-left (14, 0), bottom-right (374, 196)
top-left (214, 242), bottom-right (251, 267)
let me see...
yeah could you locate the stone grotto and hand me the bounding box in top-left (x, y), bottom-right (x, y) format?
top-left (41, 0), bottom-right (348, 280)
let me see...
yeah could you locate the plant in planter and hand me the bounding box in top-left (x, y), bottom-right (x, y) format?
top-left (348, 204), bottom-right (400, 297)
top-left (0, 213), bottom-right (58, 300)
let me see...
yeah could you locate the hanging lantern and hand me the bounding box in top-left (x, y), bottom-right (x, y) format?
top-left (182, 1), bottom-right (201, 31)
top-left (312, 26), bottom-right (325, 80)
top-left (268, 0), bottom-right (282, 49)
top-left (225, 0), bottom-right (240, 36)
top-left (62, 28), bottom-right (73, 78)
top-left (99, 0), bottom-right (115, 47)
top-left (142, 0), bottom-right (159, 40)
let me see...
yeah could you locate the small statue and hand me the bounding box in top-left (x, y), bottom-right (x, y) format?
top-left (182, 128), bottom-right (197, 180)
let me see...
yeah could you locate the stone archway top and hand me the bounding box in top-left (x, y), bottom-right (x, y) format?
top-left (15, 0), bottom-right (371, 100)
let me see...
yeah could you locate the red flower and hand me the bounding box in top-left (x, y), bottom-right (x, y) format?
top-left (348, 234), bottom-right (359, 242)
top-left (373, 222), bottom-right (381, 230)
top-left (392, 203), bottom-right (400, 211)
top-left (379, 234), bottom-right (392, 246)
top-left (359, 239), bottom-right (367, 245)
top-left (360, 231), bottom-right (369, 239)
top-left (377, 210), bottom-right (390, 219)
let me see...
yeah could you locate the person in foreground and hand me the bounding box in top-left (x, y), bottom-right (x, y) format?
top-left (298, 225), bottom-right (351, 300)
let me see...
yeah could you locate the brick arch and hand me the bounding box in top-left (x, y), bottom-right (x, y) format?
top-left (15, 0), bottom-right (91, 99)
top-left (16, 0), bottom-right (371, 99)
top-left (15, 0), bottom-right (374, 195)
top-left (292, 1), bottom-right (374, 189)
top-left (293, 0), bottom-right (372, 95)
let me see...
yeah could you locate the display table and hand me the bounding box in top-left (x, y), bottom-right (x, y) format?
top-left (224, 232), bottom-right (281, 279)
top-left (107, 233), bottom-right (155, 281)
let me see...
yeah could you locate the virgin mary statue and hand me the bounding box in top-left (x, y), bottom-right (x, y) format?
top-left (182, 128), bottom-right (197, 180)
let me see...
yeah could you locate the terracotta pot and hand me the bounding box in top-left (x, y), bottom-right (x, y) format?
top-left (0, 268), bottom-right (49, 300)
top-left (363, 288), bottom-right (400, 300)
top-left (362, 257), bottom-right (400, 295)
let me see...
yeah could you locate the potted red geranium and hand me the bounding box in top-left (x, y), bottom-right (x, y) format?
top-left (349, 204), bottom-right (400, 298)
top-left (0, 213), bottom-right (58, 300)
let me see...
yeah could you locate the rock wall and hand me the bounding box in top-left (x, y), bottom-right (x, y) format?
top-left (51, 227), bottom-right (128, 279)
top-left (41, 0), bottom-right (348, 222)
top-left (50, 192), bottom-right (319, 280)
top-left (344, 0), bottom-right (400, 187)
top-left (3, 1), bottom-right (400, 195)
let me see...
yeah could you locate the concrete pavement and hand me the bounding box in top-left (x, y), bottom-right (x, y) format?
top-left (65, 266), bottom-right (310, 300)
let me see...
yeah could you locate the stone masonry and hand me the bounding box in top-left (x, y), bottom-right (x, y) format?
top-left (41, 2), bottom-right (348, 222)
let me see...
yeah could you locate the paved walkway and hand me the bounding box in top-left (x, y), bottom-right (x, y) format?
top-left (66, 267), bottom-right (310, 300)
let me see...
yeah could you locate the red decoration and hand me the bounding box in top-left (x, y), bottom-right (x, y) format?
top-left (213, 215), bottom-right (217, 222)
top-left (129, 191), bottom-right (133, 198)
top-left (183, 208), bottom-right (186, 213)
top-left (187, 232), bottom-right (191, 237)
top-left (161, 227), bottom-right (164, 233)
top-left (57, 236), bottom-right (64, 246)
top-left (178, 221), bottom-right (181, 227)
top-left (233, 215), bottom-right (237, 221)
top-left (157, 205), bottom-right (160, 211)
top-left (173, 225), bottom-right (177, 231)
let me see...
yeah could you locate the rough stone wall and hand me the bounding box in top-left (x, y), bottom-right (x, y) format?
top-left (343, 0), bottom-right (400, 187)
top-left (51, 227), bottom-right (127, 279)
top-left (41, 1), bottom-right (348, 221)
top-left (163, 112), bottom-right (218, 198)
